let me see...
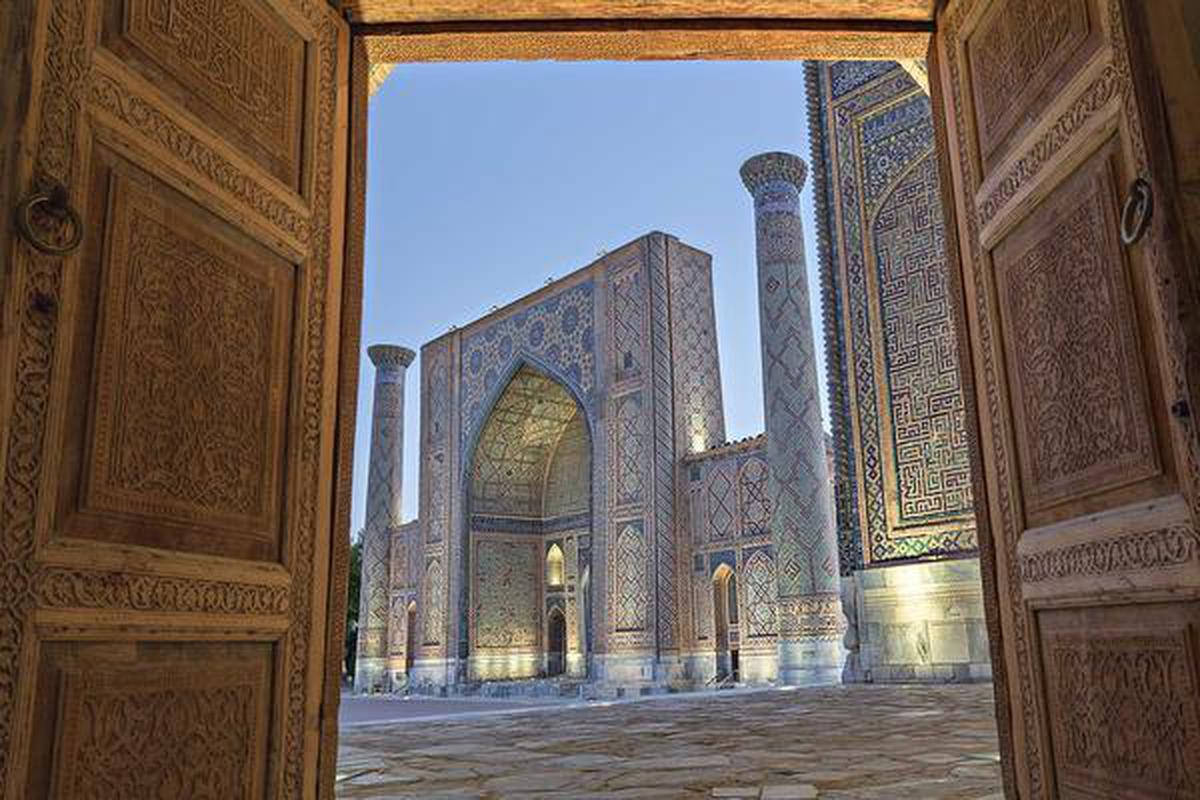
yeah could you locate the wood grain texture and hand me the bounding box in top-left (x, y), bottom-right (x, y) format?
top-left (344, 0), bottom-right (937, 25)
top-left (0, 0), bottom-right (349, 796)
top-left (364, 21), bottom-right (931, 62)
top-left (937, 0), bottom-right (1200, 796)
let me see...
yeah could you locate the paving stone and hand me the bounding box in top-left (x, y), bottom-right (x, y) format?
top-left (760, 784), bottom-right (819, 799)
top-left (336, 685), bottom-right (1001, 799)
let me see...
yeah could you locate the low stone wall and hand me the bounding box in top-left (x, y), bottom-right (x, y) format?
top-left (843, 557), bottom-right (991, 683)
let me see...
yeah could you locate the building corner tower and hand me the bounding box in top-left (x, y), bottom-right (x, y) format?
top-left (354, 344), bottom-right (416, 693)
top-left (740, 152), bottom-right (845, 685)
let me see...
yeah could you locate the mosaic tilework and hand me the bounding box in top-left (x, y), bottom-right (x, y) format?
top-left (422, 557), bottom-right (445, 646)
top-left (388, 521), bottom-right (421, 670)
top-left (613, 523), bottom-right (649, 632)
top-left (469, 367), bottom-right (583, 516)
top-left (873, 156), bottom-right (973, 523)
top-left (460, 280), bottom-right (595, 452)
top-left (693, 571), bottom-right (714, 642)
top-left (807, 62), bottom-right (863, 577)
top-left (738, 457), bottom-right (771, 537)
top-left (421, 341), bottom-right (452, 548)
top-left (355, 347), bottom-right (413, 688)
top-left (829, 60), bottom-right (897, 99)
top-left (684, 441), bottom-right (778, 652)
top-left (603, 247), bottom-right (653, 653)
top-left (610, 266), bottom-right (645, 382)
top-left (472, 537), bottom-right (540, 650)
top-left (418, 339), bottom-right (454, 658)
top-left (647, 235), bottom-right (679, 652)
top-left (706, 461), bottom-right (737, 541)
top-left (613, 393), bottom-right (645, 506)
top-left (808, 62), bottom-right (977, 566)
top-left (743, 548), bottom-right (778, 639)
top-left (668, 242), bottom-right (726, 454)
top-left (742, 153), bottom-right (841, 600)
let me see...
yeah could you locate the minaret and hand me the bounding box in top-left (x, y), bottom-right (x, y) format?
top-left (740, 152), bottom-right (844, 685)
top-left (354, 344), bottom-right (416, 692)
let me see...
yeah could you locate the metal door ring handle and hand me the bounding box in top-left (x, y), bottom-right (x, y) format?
top-left (15, 184), bottom-right (83, 255)
top-left (1120, 178), bottom-right (1153, 246)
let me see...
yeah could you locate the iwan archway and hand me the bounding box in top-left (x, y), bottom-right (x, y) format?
top-left (464, 364), bottom-right (592, 681)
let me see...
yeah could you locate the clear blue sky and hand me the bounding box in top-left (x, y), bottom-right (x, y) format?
top-left (354, 60), bottom-right (828, 533)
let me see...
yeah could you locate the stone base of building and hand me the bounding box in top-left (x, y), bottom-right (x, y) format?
top-left (777, 638), bottom-right (845, 687)
top-left (354, 656), bottom-right (388, 694)
top-left (591, 652), bottom-right (658, 685)
top-left (738, 649), bottom-right (779, 684)
top-left (566, 652), bottom-right (587, 678)
top-left (407, 657), bottom-right (455, 692)
top-left (467, 652), bottom-right (542, 682)
top-left (842, 556), bottom-right (991, 683)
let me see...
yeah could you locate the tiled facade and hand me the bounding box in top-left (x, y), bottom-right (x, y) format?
top-left (399, 233), bottom-right (759, 690)
top-left (357, 66), bottom-right (993, 690)
top-left (807, 61), bottom-right (990, 683)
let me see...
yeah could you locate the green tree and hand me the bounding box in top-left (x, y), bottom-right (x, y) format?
top-left (344, 532), bottom-right (363, 680)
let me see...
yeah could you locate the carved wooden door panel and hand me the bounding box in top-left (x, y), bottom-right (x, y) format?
top-left (0, 0), bottom-right (348, 797)
top-left (934, 0), bottom-right (1200, 797)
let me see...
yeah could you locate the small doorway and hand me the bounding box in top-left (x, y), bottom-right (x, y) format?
top-left (405, 602), bottom-right (417, 675)
top-left (547, 608), bottom-right (566, 677)
top-left (712, 564), bottom-right (738, 681)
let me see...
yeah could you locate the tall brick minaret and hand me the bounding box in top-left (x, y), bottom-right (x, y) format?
top-left (741, 152), bottom-right (844, 685)
top-left (354, 344), bottom-right (415, 692)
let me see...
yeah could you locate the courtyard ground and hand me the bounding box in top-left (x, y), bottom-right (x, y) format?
top-left (337, 684), bottom-right (1003, 799)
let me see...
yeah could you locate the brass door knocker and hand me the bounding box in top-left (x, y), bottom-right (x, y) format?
top-left (15, 182), bottom-right (83, 255)
top-left (1120, 177), bottom-right (1153, 246)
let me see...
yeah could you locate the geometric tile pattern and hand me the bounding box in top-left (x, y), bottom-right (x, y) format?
top-left (683, 438), bottom-right (779, 653)
top-left (742, 548), bottom-right (777, 638)
top-left (706, 462), bottom-right (737, 540)
top-left (422, 557), bottom-right (445, 646)
top-left (469, 367), bottom-right (583, 516)
top-left (611, 267), bottom-right (644, 382)
top-left (648, 236), bottom-right (679, 651)
top-left (738, 457), bottom-right (771, 537)
top-left (613, 523), bottom-right (649, 632)
top-left (693, 571), bottom-right (715, 641)
top-left (873, 156), bottom-right (973, 524)
top-left (741, 153), bottom-right (842, 603)
top-left (614, 393), bottom-right (645, 506)
top-left (403, 233), bottom-right (792, 675)
top-left (473, 538), bottom-right (540, 649)
top-left (807, 62), bottom-right (977, 568)
top-left (418, 338), bottom-right (453, 660)
top-left (668, 244), bottom-right (726, 454)
top-left (460, 281), bottom-right (594, 452)
top-left (355, 346), bottom-right (414, 689)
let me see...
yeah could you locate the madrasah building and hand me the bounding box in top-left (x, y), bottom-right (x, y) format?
top-left (354, 61), bottom-right (990, 694)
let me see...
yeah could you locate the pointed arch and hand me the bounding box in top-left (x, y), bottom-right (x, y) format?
top-left (546, 542), bottom-right (565, 587)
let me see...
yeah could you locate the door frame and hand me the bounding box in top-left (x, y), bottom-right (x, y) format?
top-left (321, 6), bottom-right (1016, 799)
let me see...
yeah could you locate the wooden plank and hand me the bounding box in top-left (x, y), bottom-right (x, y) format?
top-left (343, 0), bottom-right (937, 25)
top-left (363, 20), bottom-right (931, 62)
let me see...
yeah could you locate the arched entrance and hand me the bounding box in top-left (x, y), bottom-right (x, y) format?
top-left (405, 602), bottom-right (417, 675)
top-left (713, 564), bottom-right (739, 681)
top-left (465, 364), bottom-right (592, 681)
top-left (546, 608), bottom-right (566, 677)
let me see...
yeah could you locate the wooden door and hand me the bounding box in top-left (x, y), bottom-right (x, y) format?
top-left (933, 0), bottom-right (1200, 796)
top-left (0, 0), bottom-right (349, 797)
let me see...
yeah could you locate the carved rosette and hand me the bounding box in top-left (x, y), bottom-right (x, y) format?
top-left (355, 343), bottom-right (415, 692)
top-left (742, 152), bottom-right (844, 682)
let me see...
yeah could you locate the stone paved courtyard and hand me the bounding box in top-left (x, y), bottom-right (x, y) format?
top-left (337, 684), bottom-right (1003, 798)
